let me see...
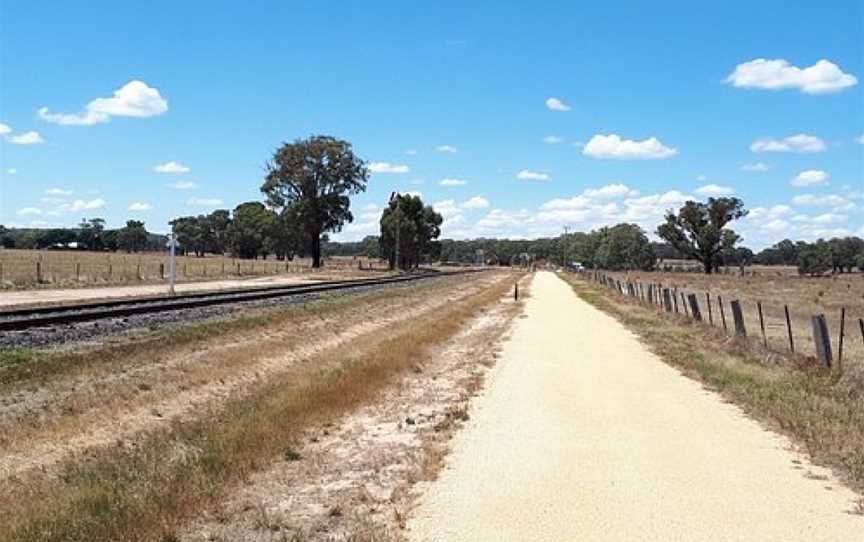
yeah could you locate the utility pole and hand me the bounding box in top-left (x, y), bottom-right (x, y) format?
top-left (390, 192), bottom-right (401, 272)
top-left (562, 226), bottom-right (570, 268)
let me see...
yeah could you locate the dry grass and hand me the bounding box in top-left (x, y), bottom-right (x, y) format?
top-left (0, 273), bottom-right (516, 542)
top-left (0, 249), bottom-right (388, 289)
top-left (562, 273), bottom-right (864, 494)
top-left (602, 269), bottom-right (864, 369)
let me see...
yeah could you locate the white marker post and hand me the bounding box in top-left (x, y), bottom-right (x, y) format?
top-left (167, 232), bottom-right (178, 296)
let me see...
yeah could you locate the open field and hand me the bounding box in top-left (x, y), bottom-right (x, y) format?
top-left (0, 249), bottom-right (389, 289)
top-left (0, 270), bottom-right (521, 541)
top-left (602, 269), bottom-right (864, 369)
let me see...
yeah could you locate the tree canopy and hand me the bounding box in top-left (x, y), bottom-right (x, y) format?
top-left (261, 135), bottom-right (369, 267)
top-left (656, 197), bottom-right (748, 274)
top-left (379, 193), bottom-right (443, 270)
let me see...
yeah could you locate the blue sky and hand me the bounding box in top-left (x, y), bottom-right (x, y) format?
top-left (0, 0), bottom-right (861, 248)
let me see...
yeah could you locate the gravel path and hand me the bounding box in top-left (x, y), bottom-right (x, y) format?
top-left (408, 271), bottom-right (863, 541)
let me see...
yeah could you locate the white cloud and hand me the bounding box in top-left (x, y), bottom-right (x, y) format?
top-left (582, 134), bottom-right (677, 160)
top-left (0, 123), bottom-right (10, 135)
top-left (439, 177), bottom-right (467, 186)
top-left (45, 187), bottom-right (72, 196)
top-left (695, 184), bottom-right (735, 196)
top-left (583, 183), bottom-right (638, 199)
top-left (791, 169), bottom-right (829, 187)
top-left (750, 134), bottom-right (825, 153)
top-left (791, 194), bottom-right (850, 207)
top-left (433, 199), bottom-right (462, 219)
top-left (741, 162), bottom-right (770, 171)
top-left (477, 209), bottom-right (534, 232)
top-left (66, 198), bottom-right (106, 212)
top-left (17, 207), bottom-right (42, 216)
top-left (7, 168), bottom-right (16, 175)
top-left (368, 162), bottom-right (410, 174)
top-left (696, 174), bottom-right (708, 182)
top-left (545, 97), bottom-right (571, 111)
top-left (187, 197), bottom-right (223, 207)
top-left (154, 161), bottom-right (190, 174)
top-left (542, 135), bottom-right (564, 144)
top-left (436, 145), bottom-right (458, 153)
top-left (460, 196), bottom-right (490, 209)
top-left (857, 134), bottom-right (864, 144)
top-left (168, 180), bottom-right (198, 190)
top-left (38, 80), bottom-right (168, 126)
top-left (516, 170), bottom-right (549, 181)
top-left (9, 131), bottom-right (45, 144)
top-left (128, 202), bottom-right (153, 211)
top-left (405, 149), bottom-right (417, 155)
top-left (725, 58), bottom-right (857, 94)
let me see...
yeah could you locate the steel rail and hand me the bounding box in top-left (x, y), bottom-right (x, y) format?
top-left (0, 270), bottom-right (482, 332)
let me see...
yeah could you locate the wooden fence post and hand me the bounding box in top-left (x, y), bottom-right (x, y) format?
top-left (36, 261), bottom-right (43, 283)
top-left (837, 307), bottom-right (845, 371)
top-left (811, 314), bottom-right (832, 369)
top-left (784, 305), bottom-right (794, 353)
top-left (662, 288), bottom-right (672, 312)
top-left (718, 295), bottom-right (727, 332)
top-left (160, 263), bottom-right (165, 279)
top-left (730, 300), bottom-right (746, 337)
top-left (757, 301), bottom-right (767, 348)
top-left (706, 292), bottom-right (713, 325)
top-left (681, 292), bottom-right (689, 317)
top-left (514, 283), bottom-right (519, 301)
top-left (687, 294), bottom-right (702, 321)
top-left (76, 262), bottom-right (81, 281)
top-left (673, 289), bottom-right (679, 314)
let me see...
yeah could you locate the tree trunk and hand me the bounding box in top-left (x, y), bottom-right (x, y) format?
top-left (703, 259), bottom-right (713, 274)
top-left (311, 233), bottom-right (322, 268)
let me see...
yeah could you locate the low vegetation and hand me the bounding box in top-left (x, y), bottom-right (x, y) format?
top-left (0, 273), bottom-right (516, 542)
top-left (561, 273), bottom-right (864, 493)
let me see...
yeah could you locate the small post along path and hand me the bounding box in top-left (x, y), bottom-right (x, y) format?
top-left (408, 271), bottom-right (862, 541)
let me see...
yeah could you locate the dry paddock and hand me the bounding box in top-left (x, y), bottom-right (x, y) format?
top-left (598, 269), bottom-right (864, 370)
top-left (0, 249), bottom-right (388, 288)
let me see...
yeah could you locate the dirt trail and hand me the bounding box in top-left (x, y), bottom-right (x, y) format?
top-left (408, 271), bottom-right (863, 541)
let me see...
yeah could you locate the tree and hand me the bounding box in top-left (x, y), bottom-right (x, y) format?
top-left (207, 210), bottom-right (232, 254)
top-left (797, 240), bottom-right (832, 276)
top-left (261, 135), bottom-right (369, 268)
top-left (117, 220), bottom-right (148, 252)
top-left (0, 225), bottom-right (13, 248)
top-left (828, 237), bottom-right (864, 273)
top-left (265, 206), bottom-right (304, 261)
top-left (77, 218), bottom-right (106, 250)
top-left (379, 194), bottom-right (443, 270)
top-left (229, 201), bottom-right (273, 259)
top-left (594, 224), bottom-right (656, 271)
top-left (656, 197), bottom-right (748, 274)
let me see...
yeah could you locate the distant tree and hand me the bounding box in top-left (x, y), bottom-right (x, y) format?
top-left (379, 194), bottom-right (443, 270)
top-left (229, 201), bottom-right (273, 259)
top-left (117, 220), bottom-right (148, 252)
top-left (797, 240), bottom-right (833, 276)
top-left (265, 206), bottom-right (305, 261)
top-left (207, 210), bottom-right (232, 254)
top-left (656, 197), bottom-right (748, 274)
top-left (594, 224), bottom-right (656, 271)
top-left (856, 252), bottom-right (864, 273)
top-left (361, 235), bottom-right (380, 259)
top-left (828, 237), bottom-right (864, 273)
top-left (261, 135), bottom-right (369, 268)
top-left (77, 218), bottom-right (106, 250)
top-left (722, 246), bottom-right (754, 272)
top-left (0, 225), bottom-right (13, 248)
top-left (102, 229), bottom-right (119, 251)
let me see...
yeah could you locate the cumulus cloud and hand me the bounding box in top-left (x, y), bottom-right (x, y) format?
top-left (461, 196), bottom-right (490, 209)
top-left (582, 134), bottom-right (677, 160)
top-left (750, 134), bottom-right (825, 153)
top-left (45, 187), bottom-right (72, 196)
top-left (39, 80), bottom-right (168, 126)
top-left (516, 170), bottom-right (549, 181)
top-left (741, 162), bottom-right (770, 171)
top-left (439, 177), bottom-right (467, 186)
top-left (66, 198), bottom-right (106, 211)
top-left (583, 183), bottom-right (638, 199)
top-left (542, 135), bottom-right (563, 144)
top-left (436, 145), bottom-right (458, 153)
top-left (187, 197), bottom-right (223, 207)
top-left (128, 202), bottom-right (153, 211)
top-left (725, 58), bottom-right (857, 94)
top-left (9, 131), bottom-right (45, 144)
top-left (154, 161), bottom-right (190, 174)
top-left (168, 180), bottom-right (198, 190)
top-left (0, 123), bottom-right (10, 135)
top-left (695, 184), bottom-right (735, 196)
top-left (368, 162), bottom-right (410, 174)
top-left (545, 97), bottom-right (571, 111)
top-left (790, 169), bottom-right (829, 187)
top-left (17, 207), bottom-right (42, 216)
top-left (791, 194), bottom-right (851, 207)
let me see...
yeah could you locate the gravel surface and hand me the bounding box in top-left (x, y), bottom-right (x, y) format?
top-left (408, 271), bottom-right (863, 541)
top-left (0, 276), bottom-right (451, 350)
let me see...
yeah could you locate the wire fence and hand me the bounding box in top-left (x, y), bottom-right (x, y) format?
top-left (582, 270), bottom-right (864, 373)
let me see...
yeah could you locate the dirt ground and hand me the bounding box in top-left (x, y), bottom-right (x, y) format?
top-left (179, 276), bottom-right (525, 541)
top-left (408, 271), bottom-right (863, 541)
top-left (0, 273), bottom-right (504, 481)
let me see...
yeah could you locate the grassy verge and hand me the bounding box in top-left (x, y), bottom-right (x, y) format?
top-left (0, 273), bottom-right (517, 542)
top-left (560, 274), bottom-right (864, 494)
top-left (0, 275), bottom-right (471, 391)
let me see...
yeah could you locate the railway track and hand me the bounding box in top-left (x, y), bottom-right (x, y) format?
top-left (0, 271), bottom-right (483, 332)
